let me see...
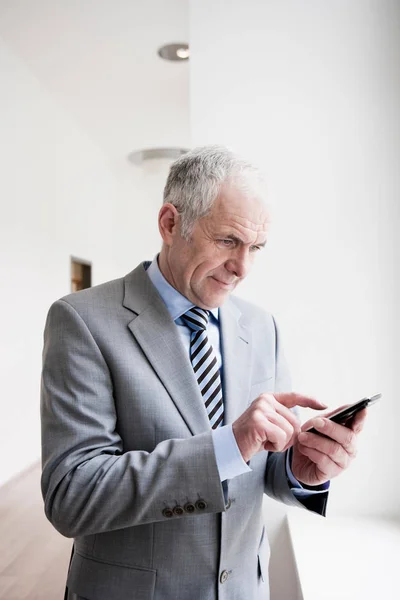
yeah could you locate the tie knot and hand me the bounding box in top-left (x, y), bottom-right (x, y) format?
top-left (181, 307), bottom-right (210, 332)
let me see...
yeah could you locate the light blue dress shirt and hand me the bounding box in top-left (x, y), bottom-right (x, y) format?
top-left (147, 257), bottom-right (328, 497)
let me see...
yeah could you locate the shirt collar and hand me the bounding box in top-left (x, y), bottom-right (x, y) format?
top-left (147, 255), bottom-right (219, 322)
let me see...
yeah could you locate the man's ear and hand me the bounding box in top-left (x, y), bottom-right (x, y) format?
top-left (158, 203), bottom-right (180, 246)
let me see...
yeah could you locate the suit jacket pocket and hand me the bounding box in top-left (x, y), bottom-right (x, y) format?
top-left (249, 378), bottom-right (274, 404)
top-left (67, 552), bottom-right (156, 600)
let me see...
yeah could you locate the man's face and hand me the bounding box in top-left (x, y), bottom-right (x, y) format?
top-left (162, 182), bottom-right (269, 309)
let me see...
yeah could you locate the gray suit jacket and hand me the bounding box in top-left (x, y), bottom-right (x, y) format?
top-left (41, 262), bottom-right (327, 600)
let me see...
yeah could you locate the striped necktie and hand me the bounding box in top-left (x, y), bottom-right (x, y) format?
top-left (181, 307), bottom-right (224, 429)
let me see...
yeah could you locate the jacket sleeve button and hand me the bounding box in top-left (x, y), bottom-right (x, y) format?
top-left (184, 502), bottom-right (196, 513)
top-left (195, 499), bottom-right (207, 510)
top-left (162, 508), bottom-right (174, 518)
top-left (173, 505), bottom-right (184, 516)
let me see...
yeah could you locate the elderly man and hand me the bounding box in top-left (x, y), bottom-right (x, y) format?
top-left (41, 146), bottom-right (365, 600)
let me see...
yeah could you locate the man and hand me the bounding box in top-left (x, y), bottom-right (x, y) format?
top-left (41, 146), bottom-right (365, 600)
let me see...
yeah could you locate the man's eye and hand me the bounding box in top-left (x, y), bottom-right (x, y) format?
top-left (219, 239), bottom-right (234, 247)
top-left (250, 245), bottom-right (262, 252)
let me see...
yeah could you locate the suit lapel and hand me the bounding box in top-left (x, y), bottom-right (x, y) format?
top-left (123, 264), bottom-right (210, 436)
top-left (219, 299), bottom-right (252, 425)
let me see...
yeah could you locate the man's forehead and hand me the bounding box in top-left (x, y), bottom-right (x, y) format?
top-left (203, 216), bottom-right (269, 247)
top-left (208, 192), bottom-right (270, 232)
top-left (214, 183), bottom-right (268, 212)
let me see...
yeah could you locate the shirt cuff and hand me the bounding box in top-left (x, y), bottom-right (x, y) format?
top-left (286, 447), bottom-right (330, 497)
top-left (212, 424), bottom-right (252, 482)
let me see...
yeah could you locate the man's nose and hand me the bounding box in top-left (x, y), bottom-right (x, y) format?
top-left (225, 249), bottom-right (251, 279)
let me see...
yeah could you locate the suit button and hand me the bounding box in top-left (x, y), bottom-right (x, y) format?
top-left (162, 508), bottom-right (173, 518)
top-left (220, 570), bottom-right (229, 584)
top-left (184, 502), bottom-right (196, 514)
top-left (173, 505), bottom-right (184, 516)
top-left (195, 499), bottom-right (207, 511)
top-left (225, 498), bottom-right (231, 510)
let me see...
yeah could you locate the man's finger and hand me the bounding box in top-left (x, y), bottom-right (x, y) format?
top-left (266, 410), bottom-right (297, 442)
top-left (322, 403), bottom-right (351, 419)
top-left (273, 392), bottom-right (328, 411)
top-left (296, 444), bottom-right (339, 479)
top-left (350, 408), bottom-right (367, 434)
top-left (263, 421), bottom-right (289, 452)
top-left (311, 418), bottom-right (356, 451)
top-left (271, 402), bottom-right (301, 435)
top-left (300, 404), bottom-right (352, 431)
top-left (298, 431), bottom-right (352, 467)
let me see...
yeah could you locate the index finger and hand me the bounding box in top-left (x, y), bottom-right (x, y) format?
top-left (323, 403), bottom-right (351, 418)
top-left (274, 392), bottom-right (328, 411)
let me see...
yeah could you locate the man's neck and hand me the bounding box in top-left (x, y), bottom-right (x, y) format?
top-left (157, 249), bottom-right (179, 292)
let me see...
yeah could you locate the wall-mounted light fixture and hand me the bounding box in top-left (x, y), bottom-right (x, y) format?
top-left (157, 43), bottom-right (189, 61)
top-left (127, 147), bottom-right (189, 165)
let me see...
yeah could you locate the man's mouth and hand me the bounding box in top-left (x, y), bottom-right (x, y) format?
top-left (212, 277), bottom-right (236, 288)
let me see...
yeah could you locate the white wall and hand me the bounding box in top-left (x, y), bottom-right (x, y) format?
top-left (190, 0), bottom-right (399, 596)
top-left (111, 157), bottom-right (177, 275)
top-left (0, 37), bottom-right (168, 487)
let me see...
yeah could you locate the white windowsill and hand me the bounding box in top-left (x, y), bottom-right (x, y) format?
top-left (286, 507), bottom-right (400, 600)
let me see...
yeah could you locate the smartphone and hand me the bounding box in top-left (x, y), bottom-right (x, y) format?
top-left (307, 393), bottom-right (382, 435)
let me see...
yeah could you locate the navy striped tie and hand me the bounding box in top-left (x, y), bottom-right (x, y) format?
top-left (181, 307), bottom-right (224, 429)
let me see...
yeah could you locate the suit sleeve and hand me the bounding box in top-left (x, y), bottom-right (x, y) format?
top-left (40, 300), bottom-right (226, 538)
top-left (264, 316), bottom-right (329, 516)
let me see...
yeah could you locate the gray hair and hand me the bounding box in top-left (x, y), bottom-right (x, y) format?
top-left (163, 145), bottom-right (264, 239)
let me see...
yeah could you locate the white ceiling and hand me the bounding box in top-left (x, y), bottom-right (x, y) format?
top-left (0, 0), bottom-right (190, 162)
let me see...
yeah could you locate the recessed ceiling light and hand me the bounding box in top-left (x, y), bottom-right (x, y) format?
top-left (176, 47), bottom-right (190, 59)
top-left (127, 147), bottom-right (189, 165)
top-left (158, 43), bottom-right (189, 62)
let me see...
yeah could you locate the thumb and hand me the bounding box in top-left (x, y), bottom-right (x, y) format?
top-left (274, 392), bottom-right (328, 411)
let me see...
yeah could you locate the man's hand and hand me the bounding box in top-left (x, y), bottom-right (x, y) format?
top-left (232, 393), bottom-right (328, 463)
top-left (291, 406), bottom-right (367, 487)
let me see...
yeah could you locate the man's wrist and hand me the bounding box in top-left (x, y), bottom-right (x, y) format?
top-left (212, 424), bottom-right (252, 481)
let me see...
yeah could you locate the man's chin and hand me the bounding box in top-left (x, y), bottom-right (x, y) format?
top-left (197, 290), bottom-right (231, 310)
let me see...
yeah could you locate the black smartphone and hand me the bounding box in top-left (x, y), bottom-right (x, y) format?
top-left (307, 393), bottom-right (382, 435)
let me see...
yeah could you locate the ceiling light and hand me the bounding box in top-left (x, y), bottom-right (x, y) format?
top-left (158, 43), bottom-right (189, 62)
top-left (127, 147), bottom-right (189, 165)
top-left (176, 47), bottom-right (190, 59)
